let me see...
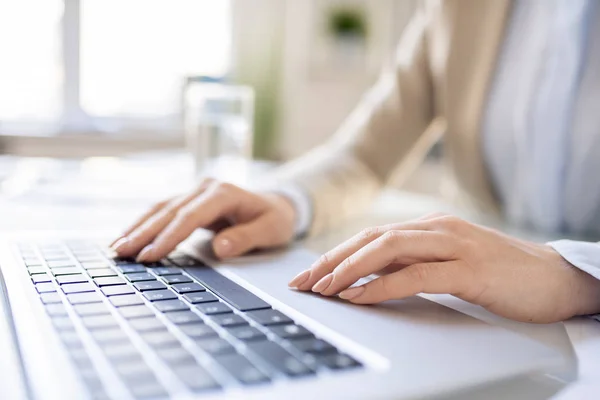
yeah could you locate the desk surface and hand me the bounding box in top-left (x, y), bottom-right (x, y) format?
top-left (1, 155), bottom-right (599, 399)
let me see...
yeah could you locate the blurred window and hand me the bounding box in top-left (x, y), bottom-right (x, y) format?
top-left (0, 0), bottom-right (231, 137)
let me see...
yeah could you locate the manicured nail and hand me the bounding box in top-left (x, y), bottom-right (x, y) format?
top-left (111, 237), bottom-right (130, 253)
top-left (214, 238), bottom-right (233, 258)
top-left (339, 286), bottom-right (365, 300)
top-left (288, 270), bottom-right (311, 288)
top-left (312, 274), bottom-right (334, 293)
top-left (136, 245), bottom-right (154, 262)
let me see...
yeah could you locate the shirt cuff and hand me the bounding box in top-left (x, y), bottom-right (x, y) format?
top-left (265, 184), bottom-right (313, 239)
top-left (548, 239), bottom-right (600, 281)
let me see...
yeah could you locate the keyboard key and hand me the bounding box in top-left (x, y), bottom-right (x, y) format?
top-left (126, 273), bottom-right (156, 283)
top-left (142, 289), bottom-right (177, 302)
top-left (245, 340), bottom-right (314, 377)
top-left (246, 309), bottom-right (291, 326)
top-left (268, 324), bottom-right (313, 340)
top-left (52, 267), bottom-right (81, 276)
top-left (91, 328), bottom-right (130, 345)
top-left (226, 326), bottom-right (266, 341)
top-left (141, 330), bottom-right (180, 348)
top-left (129, 317), bottom-right (166, 332)
top-left (178, 323), bottom-right (218, 339)
top-left (40, 292), bottom-right (62, 304)
top-left (81, 262), bottom-right (111, 270)
top-left (56, 274), bottom-right (88, 285)
top-left (215, 354), bottom-right (270, 385)
top-left (116, 264), bottom-right (146, 274)
top-left (52, 317), bottom-right (75, 331)
top-left (59, 331), bottom-right (84, 348)
top-left (102, 285), bottom-right (135, 297)
top-left (209, 314), bottom-right (247, 327)
top-left (119, 305), bottom-right (155, 319)
top-left (155, 346), bottom-right (196, 365)
top-left (102, 343), bottom-right (143, 363)
top-left (45, 303), bottom-right (68, 317)
top-left (114, 360), bottom-right (155, 383)
top-left (36, 283), bottom-right (57, 293)
top-left (109, 294), bottom-right (144, 307)
top-left (171, 282), bottom-right (205, 294)
top-left (149, 267), bottom-right (181, 276)
top-left (317, 353), bottom-right (361, 370)
top-left (161, 275), bottom-right (192, 285)
top-left (195, 302), bottom-right (232, 315)
top-left (82, 315), bottom-right (120, 330)
top-left (289, 338), bottom-right (336, 354)
top-left (182, 292), bottom-right (218, 304)
top-left (128, 381), bottom-right (168, 399)
top-left (31, 273), bottom-right (51, 284)
top-left (185, 266), bottom-right (270, 311)
top-left (94, 276), bottom-right (126, 286)
top-left (153, 299), bottom-right (189, 313)
top-left (74, 302), bottom-right (111, 317)
top-left (47, 260), bottom-right (76, 269)
top-left (165, 311), bottom-right (202, 324)
top-left (24, 259), bottom-right (43, 267)
top-left (68, 292), bottom-right (103, 305)
top-left (167, 255), bottom-right (200, 267)
top-left (62, 282), bottom-right (97, 294)
top-left (88, 268), bottom-right (116, 278)
top-left (27, 266), bottom-right (46, 275)
top-left (133, 281), bottom-right (167, 292)
top-left (172, 365), bottom-right (220, 392)
top-left (194, 338), bottom-right (235, 356)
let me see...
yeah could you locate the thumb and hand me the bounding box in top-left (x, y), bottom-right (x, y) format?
top-left (212, 214), bottom-right (280, 259)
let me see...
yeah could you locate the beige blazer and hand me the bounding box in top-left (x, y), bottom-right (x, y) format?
top-left (272, 0), bottom-right (513, 235)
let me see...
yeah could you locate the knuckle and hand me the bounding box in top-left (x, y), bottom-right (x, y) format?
top-left (176, 205), bottom-right (195, 221)
top-left (408, 264), bottom-right (430, 283)
top-left (317, 252), bottom-right (333, 267)
top-left (357, 226), bottom-right (382, 242)
top-left (437, 215), bottom-right (465, 230)
top-left (381, 230), bottom-right (406, 247)
top-left (214, 181), bottom-right (236, 194)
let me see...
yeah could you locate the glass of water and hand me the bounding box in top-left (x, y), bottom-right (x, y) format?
top-left (183, 77), bottom-right (254, 179)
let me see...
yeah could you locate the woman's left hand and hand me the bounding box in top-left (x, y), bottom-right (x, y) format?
top-left (288, 214), bottom-right (600, 323)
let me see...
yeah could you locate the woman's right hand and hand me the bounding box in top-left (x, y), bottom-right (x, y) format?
top-left (110, 179), bottom-right (297, 263)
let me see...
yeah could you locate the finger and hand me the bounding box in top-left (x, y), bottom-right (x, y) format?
top-left (136, 186), bottom-right (237, 261)
top-left (315, 230), bottom-right (460, 296)
top-left (110, 199), bottom-right (171, 247)
top-left (212, 213), bottom-right (287, 259)
top-left (339, 260), bottom-right (466, 304)
top-left (114, 179), bottom-right (215, 257)
top-left (292, 218), bottom-right (438, 291)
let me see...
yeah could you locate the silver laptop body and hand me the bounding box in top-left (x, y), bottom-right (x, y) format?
top-left (0, 231), bottom-right (574, 400)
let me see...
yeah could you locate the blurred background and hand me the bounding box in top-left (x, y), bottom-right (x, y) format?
top-left (0, 0), bottom-right (444, 230)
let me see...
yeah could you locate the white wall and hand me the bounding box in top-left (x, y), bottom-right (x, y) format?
top-left (231, 0), bottom-right (418, 160)
top-left (277, 0), bottom-right (417, 159)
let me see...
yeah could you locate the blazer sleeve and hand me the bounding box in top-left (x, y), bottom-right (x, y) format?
top-left (267, 3), bottom-right (439, 235)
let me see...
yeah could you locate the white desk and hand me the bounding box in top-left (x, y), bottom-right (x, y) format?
top-left (1, 155), bottom-right (599, 399)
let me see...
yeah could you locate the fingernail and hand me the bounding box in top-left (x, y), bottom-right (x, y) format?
top-left (136, 245), bottom-right (154, 262)
top-left (339, 286), bottom-right (365, 300)
top-left (111, 237), bottom-right (130, 253)
top-left (288, 270), bottom-right (310, 288)
top-left (312, 274), bottom-right (334, 293)
top-left (214, 238), bottom-right (233, 258)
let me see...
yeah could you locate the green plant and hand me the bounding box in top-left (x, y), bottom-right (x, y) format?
top-left (327, 7), bottom-right (368, 39)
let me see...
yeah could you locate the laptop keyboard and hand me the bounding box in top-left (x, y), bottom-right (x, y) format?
top-left (15, 241), bottom-right (361, 399)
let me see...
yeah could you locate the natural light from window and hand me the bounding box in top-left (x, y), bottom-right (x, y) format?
top-left (0, 0), bottom-right (231, 134)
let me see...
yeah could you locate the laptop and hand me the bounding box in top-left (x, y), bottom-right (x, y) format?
top-left (0, 231), bottom-right (573, 400)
